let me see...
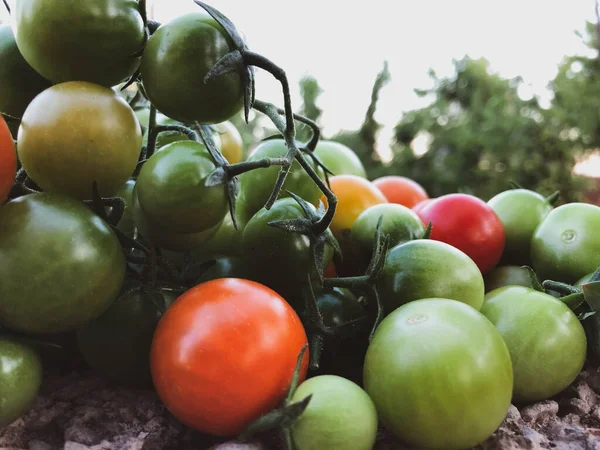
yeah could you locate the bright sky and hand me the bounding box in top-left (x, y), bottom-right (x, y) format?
top-left (1, 0), bottom-right (598, 151)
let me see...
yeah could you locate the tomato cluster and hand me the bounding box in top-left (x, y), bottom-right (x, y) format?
top-left (1, 2), bottom-right (600, 450)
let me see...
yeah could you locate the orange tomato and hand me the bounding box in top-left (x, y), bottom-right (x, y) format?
top-left (324, 175), bottom-right (387, 240)
top-left (0, 116), bottom-right (16, 204)
top-left (150, 278), bottom-right (309, 437)
top-left (216, 120), bottom-right (244, 164)
top-left (373, 176), bottom-right (428, 209)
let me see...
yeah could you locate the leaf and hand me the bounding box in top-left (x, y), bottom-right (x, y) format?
top-left (521, 266), bottom-right (544, 292)
top-left (583, 281), bottom-right (600, 312)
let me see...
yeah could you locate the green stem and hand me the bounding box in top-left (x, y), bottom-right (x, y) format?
top-left (546, 190), bottom-right (560, 205)
top-left (144, 104), bottom-right (158, 159)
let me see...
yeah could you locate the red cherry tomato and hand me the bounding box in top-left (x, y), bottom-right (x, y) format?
top-left (0, 116), bottom-right (16, 203)
top-left (373, 176), bottom-right (428, 209)
top-left (416, 194), bottom-right (505, 274)
top-left (150, 278), bottom-right (309, 437)
top-left (412, 198), bottom-right (435, 216)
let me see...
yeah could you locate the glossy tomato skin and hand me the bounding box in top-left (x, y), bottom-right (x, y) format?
top-left (141, 13), bottom-right (244, 124)
top-left (411, 198), bottom-right (435, 215)
top-left (0, 193), bottom-right (126, 333)
top-left (351, 203), bottom-right (425, 265)
top-left (136, 141), bottom-right (228, 234)
top-left (0, 339), bottom-right (42, 427)
top-left (481, 286), bottom-right (586, 403)
top-left (14, 0), bottom-right (145, 86)
top-left (372, 176), bottom-right (429, 209)
top-left (150, 279), bottom-right (309, 436)
top-left (291, 375), bottom-right (378, 450)
top-left (417, 193), bottom-right (505, 275)
top-left (237, 139), bottom-right (325, 225)
top-left (17, 81), bottom-right (142, 200)
top-left (0, 115), bottom-right (16, 204)
top-left (131, 184), bottom-right (222, 252)
top-left (215, 121), bottom-right (244, 164)
top-left (364, 299), bottom-right (513, 450)
top-left (531, 203), bottom-right (600, 283)
top-left (0, 25), bottom-right (51, 118)
top-left (313, 141), bottom-right (366, 178)
top-left (488, 189), bottom-right (553, 265)
top-left (242, 198), bottom-right (335, 306)
top-left (76, 286), bottom-right (180, 386)
top-left (484, 265), bottom-right (535, 293)
top-left (377, 239), bottom-right (485, 315)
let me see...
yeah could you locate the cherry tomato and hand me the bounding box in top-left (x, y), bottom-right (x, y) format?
top-left (17, 81), bottom-right (142, 200)
top-left (0, 115), bottom-right (16, 204)
top-left (488, 189), bottom-right (554, 265)
top-left (482, 286), bottom-right (586, 403)
top-left (14, 0), bottom-right (145, 86)
top-left (364, 298), bottom-right (512, 450)
top-left (150, 279), bottom-right (309, 436)
top-left (531, 203), bottom-right (600, 283)
top-left (411, 198), bottom-right (435, 215)
top-left (373, 176), bottom-right (429, 209)
top-left (0, 193), bottom-right (126, 333)
top-left (324, 175), bottom-right (387, 242)
top-left (313, 141), bottom-right (366, 178)
top-left (0, 25), bottom-right (51, 118)
top-left (140, 13), bottom-right (244, 124)
top-left (377, 239), bottom-right (485, 315)
top-left (291, 375), bottom-right (378, 450)
top-left (417, 193), bottom-right (505, 275)
top-left (215, 121), bottom-right (244, 164)
top-left (135, 141), bottom-right (228, 234)
top-left (0, 338), bottom-right (42, 427)
top-left (484, 265), bottom-right (536, 293)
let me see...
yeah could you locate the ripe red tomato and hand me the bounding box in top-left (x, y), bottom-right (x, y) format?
top-left (411, 198), bottom-right (435, 215)
top-left (416, 194), bottom-right (505, 275)
top-left (373, 176), bottom-right (429, 209)
top-left (0, 116), bottom-right (16, 204)
top-left (150, 279), bottom-right (309, 437)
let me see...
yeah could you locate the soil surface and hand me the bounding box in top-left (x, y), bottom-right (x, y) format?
top-left (3, 366), bottom-right (600, 450)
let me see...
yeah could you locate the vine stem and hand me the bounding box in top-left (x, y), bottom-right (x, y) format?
top-left (144, 104), bottom-right (158, 159)
top-left (2, 0), bottom-right (9, 15)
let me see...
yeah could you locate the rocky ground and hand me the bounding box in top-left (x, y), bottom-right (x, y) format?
top-left (3, 365), bottom-right (600, 450)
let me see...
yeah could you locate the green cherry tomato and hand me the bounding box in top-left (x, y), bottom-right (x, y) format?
top-left (351, 203), bottom-right (425, 265)
top-left (17, 81), bottom-right (143, 200)
top-left (488, 189), bottom-right (554, 265)
top-left (484, 265), bottom-right (536, 293)
top-left (364, 298), bottom-right (513, 450)
top-left (0, 338), bottom-right (42, 427)
top-left (291, 375), bottom-right (378, 450)
top-left (481, 286), bottom-right (586, 403)
top-left (194, 256), bottom-right (252, 285)
top-left (114, 179), bottom-right (136, 238)
top-left (136, 141), bottom-right (228, 234)
top-left (242, 198), bottom-right (335, 306)
top-left (237, 139), bottom-right (325, 225)
top-left (191, 211), bottom-right (245, 260)
top-left (0, 193), bottom-right (126, 334)
top-left (140, 13), bottom-right (244, 124)
top-left (14, 0), bottom-right (144, 86)
top-left (0, 25), bottom-right (51, 118)
top-left (531, 203), bottom-right (600, 283)
top-left (76, 285), bottom-right (181, 386)
top-left (377, 239), bottom-right (485, 315)
top-left (313, 141), bottom-right (366, 178)
top-left (131, 184), bottom-right (222, 252)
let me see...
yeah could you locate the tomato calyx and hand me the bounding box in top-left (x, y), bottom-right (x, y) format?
top-left (237, 346), bottom-right (312, 450)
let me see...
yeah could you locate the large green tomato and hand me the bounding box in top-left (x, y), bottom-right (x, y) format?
top-left (14, 0), bottom-right (145, 86)
top-left (135, 141), bottom-right (228, 234)
top-left (242, 197), bottom-right (335, 307)
top-left (313, 141), bottom-right (366, 178)
top-left (140, 13), bottom-right (244, 124)
top-left (17, 81), bottom-right (143, 200)
top-left (531, 203), bottom-right (600, 283)
top-left (0, 25), bottom-right (51, 118)
top-left (377, 239), bottom-right (485, 315)
top-left (484, 265), bottom-right (536, 293)
top-left (291, 375), bottom-right (378, 450)
top-left (0, 193), bottom-right (126, 334)
top-left (131, 184), bottom-right (222, 252)
top-left (76, 286), bottom-right (181, 386)
top-left (0, 338), bottom-right (42, 427)
top-left (488, 189), bottom-right (554, 265)
top-left (237, 139), bottom-right (325, 225)
top-left (364, 298), bottom-right (513, 450)
top-left (481, 286), bottom-right (587, 403)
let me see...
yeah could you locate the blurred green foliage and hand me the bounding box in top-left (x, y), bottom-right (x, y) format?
top-left (233, 22), bottom-right (600, 202)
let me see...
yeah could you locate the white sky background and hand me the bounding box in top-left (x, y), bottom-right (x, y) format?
top-left (1, 0), bottom-right (598, 169)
